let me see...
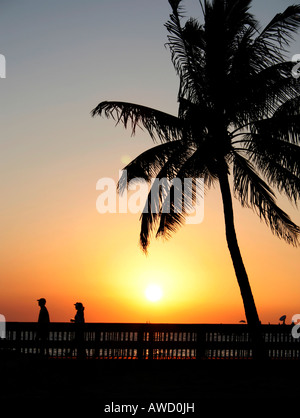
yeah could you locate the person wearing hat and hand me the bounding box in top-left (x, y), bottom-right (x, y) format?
top-left (71, 302), bottom-right (85, 324)
top-left (70, 302), bottom-right (85, 359)
top-left (36, 298), bottom-right (50, 356)
top-left (37, 298), bottom-right (50, 324)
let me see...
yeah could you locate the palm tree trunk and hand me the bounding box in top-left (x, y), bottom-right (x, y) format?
top-left (218, 165), bottom-right (265, 359)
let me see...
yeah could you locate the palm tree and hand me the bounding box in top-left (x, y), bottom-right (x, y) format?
top-left (92, 0), bottom-right (300, 357)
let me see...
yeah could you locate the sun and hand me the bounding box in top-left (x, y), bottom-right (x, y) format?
top-left (145, 284), bottom-right (163, 302)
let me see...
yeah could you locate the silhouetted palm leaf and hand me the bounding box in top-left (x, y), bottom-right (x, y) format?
top-left (91, 101), bottom-right (184, 143)
top-left (233, 152), bottom-right (299, 244)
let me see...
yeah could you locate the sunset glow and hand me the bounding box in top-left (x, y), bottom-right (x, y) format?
top-left (145, 284), bottom-right (163, 303)
top-left (0, 0), bottom-right (300, 327)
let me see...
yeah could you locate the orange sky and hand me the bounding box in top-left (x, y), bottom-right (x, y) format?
top-left (1, 0), bottom-right (300, 325)
top-left (1, 166), bottom-right (299, 324)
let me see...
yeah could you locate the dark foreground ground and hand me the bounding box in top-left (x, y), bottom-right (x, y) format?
top-left (1, 352), bottom-right (299, 412)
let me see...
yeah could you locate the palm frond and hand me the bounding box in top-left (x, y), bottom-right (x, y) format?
top-left (257, 5), bottom-right (300, 47)
top-left (254, 5), bottom-right (300, 64)
top-left (139, 190), bottom-right (160, 253)
top-left (243, 132), bottom-right (300, 204)
top-left (137, 143), bottom-right (197, 251)
top-left (174, 143), bottom-right (219, 186)
top-left (139, 176), bottom-right (184, 252)
top-left (228, 60), bottom-right (300, 127)
top-left (252, 113), bottom-right (300, 146)
top-left (273, 93), bottom-right (300, 118)
top-left (168, 0), bottom-right (184, 15)
top-left (155, 176), bottom-right (203, 240)
top-left (155, 185), bottom-right (187, 240)
top-left (117, 140), bottom-right (191, 194)
top-left (165, 4), bottom-right (205, 103)
top-left (149, 145), bottom-right (215, 244)
top-left (139, 174), bottom-right (202, 250)
top-left (233, 152), bottom-right (300, 245)
top-left (91, 101), bottom-right (184, 143)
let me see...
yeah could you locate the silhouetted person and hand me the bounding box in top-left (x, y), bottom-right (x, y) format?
top-left (36, 298), bottom-right (50, 356)
top-left (70, 302), bottom-right (85, 359)
top-left (71, 302), bottom-right (85, 324)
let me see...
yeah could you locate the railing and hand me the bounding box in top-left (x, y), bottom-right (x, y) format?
top-left (1, 322), bottom-right (299, 360)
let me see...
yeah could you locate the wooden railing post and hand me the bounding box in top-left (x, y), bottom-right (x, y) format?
top-left (94, 328), bottom-right (100, 359)
top-left (15, 324), bottom-right (21, 355)
top-left (196, 326), bottom-right (205, 360)
top-left (148, 327), bottom-right (153, 360)
top-left (137, 325), bottom-right (145, 360)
